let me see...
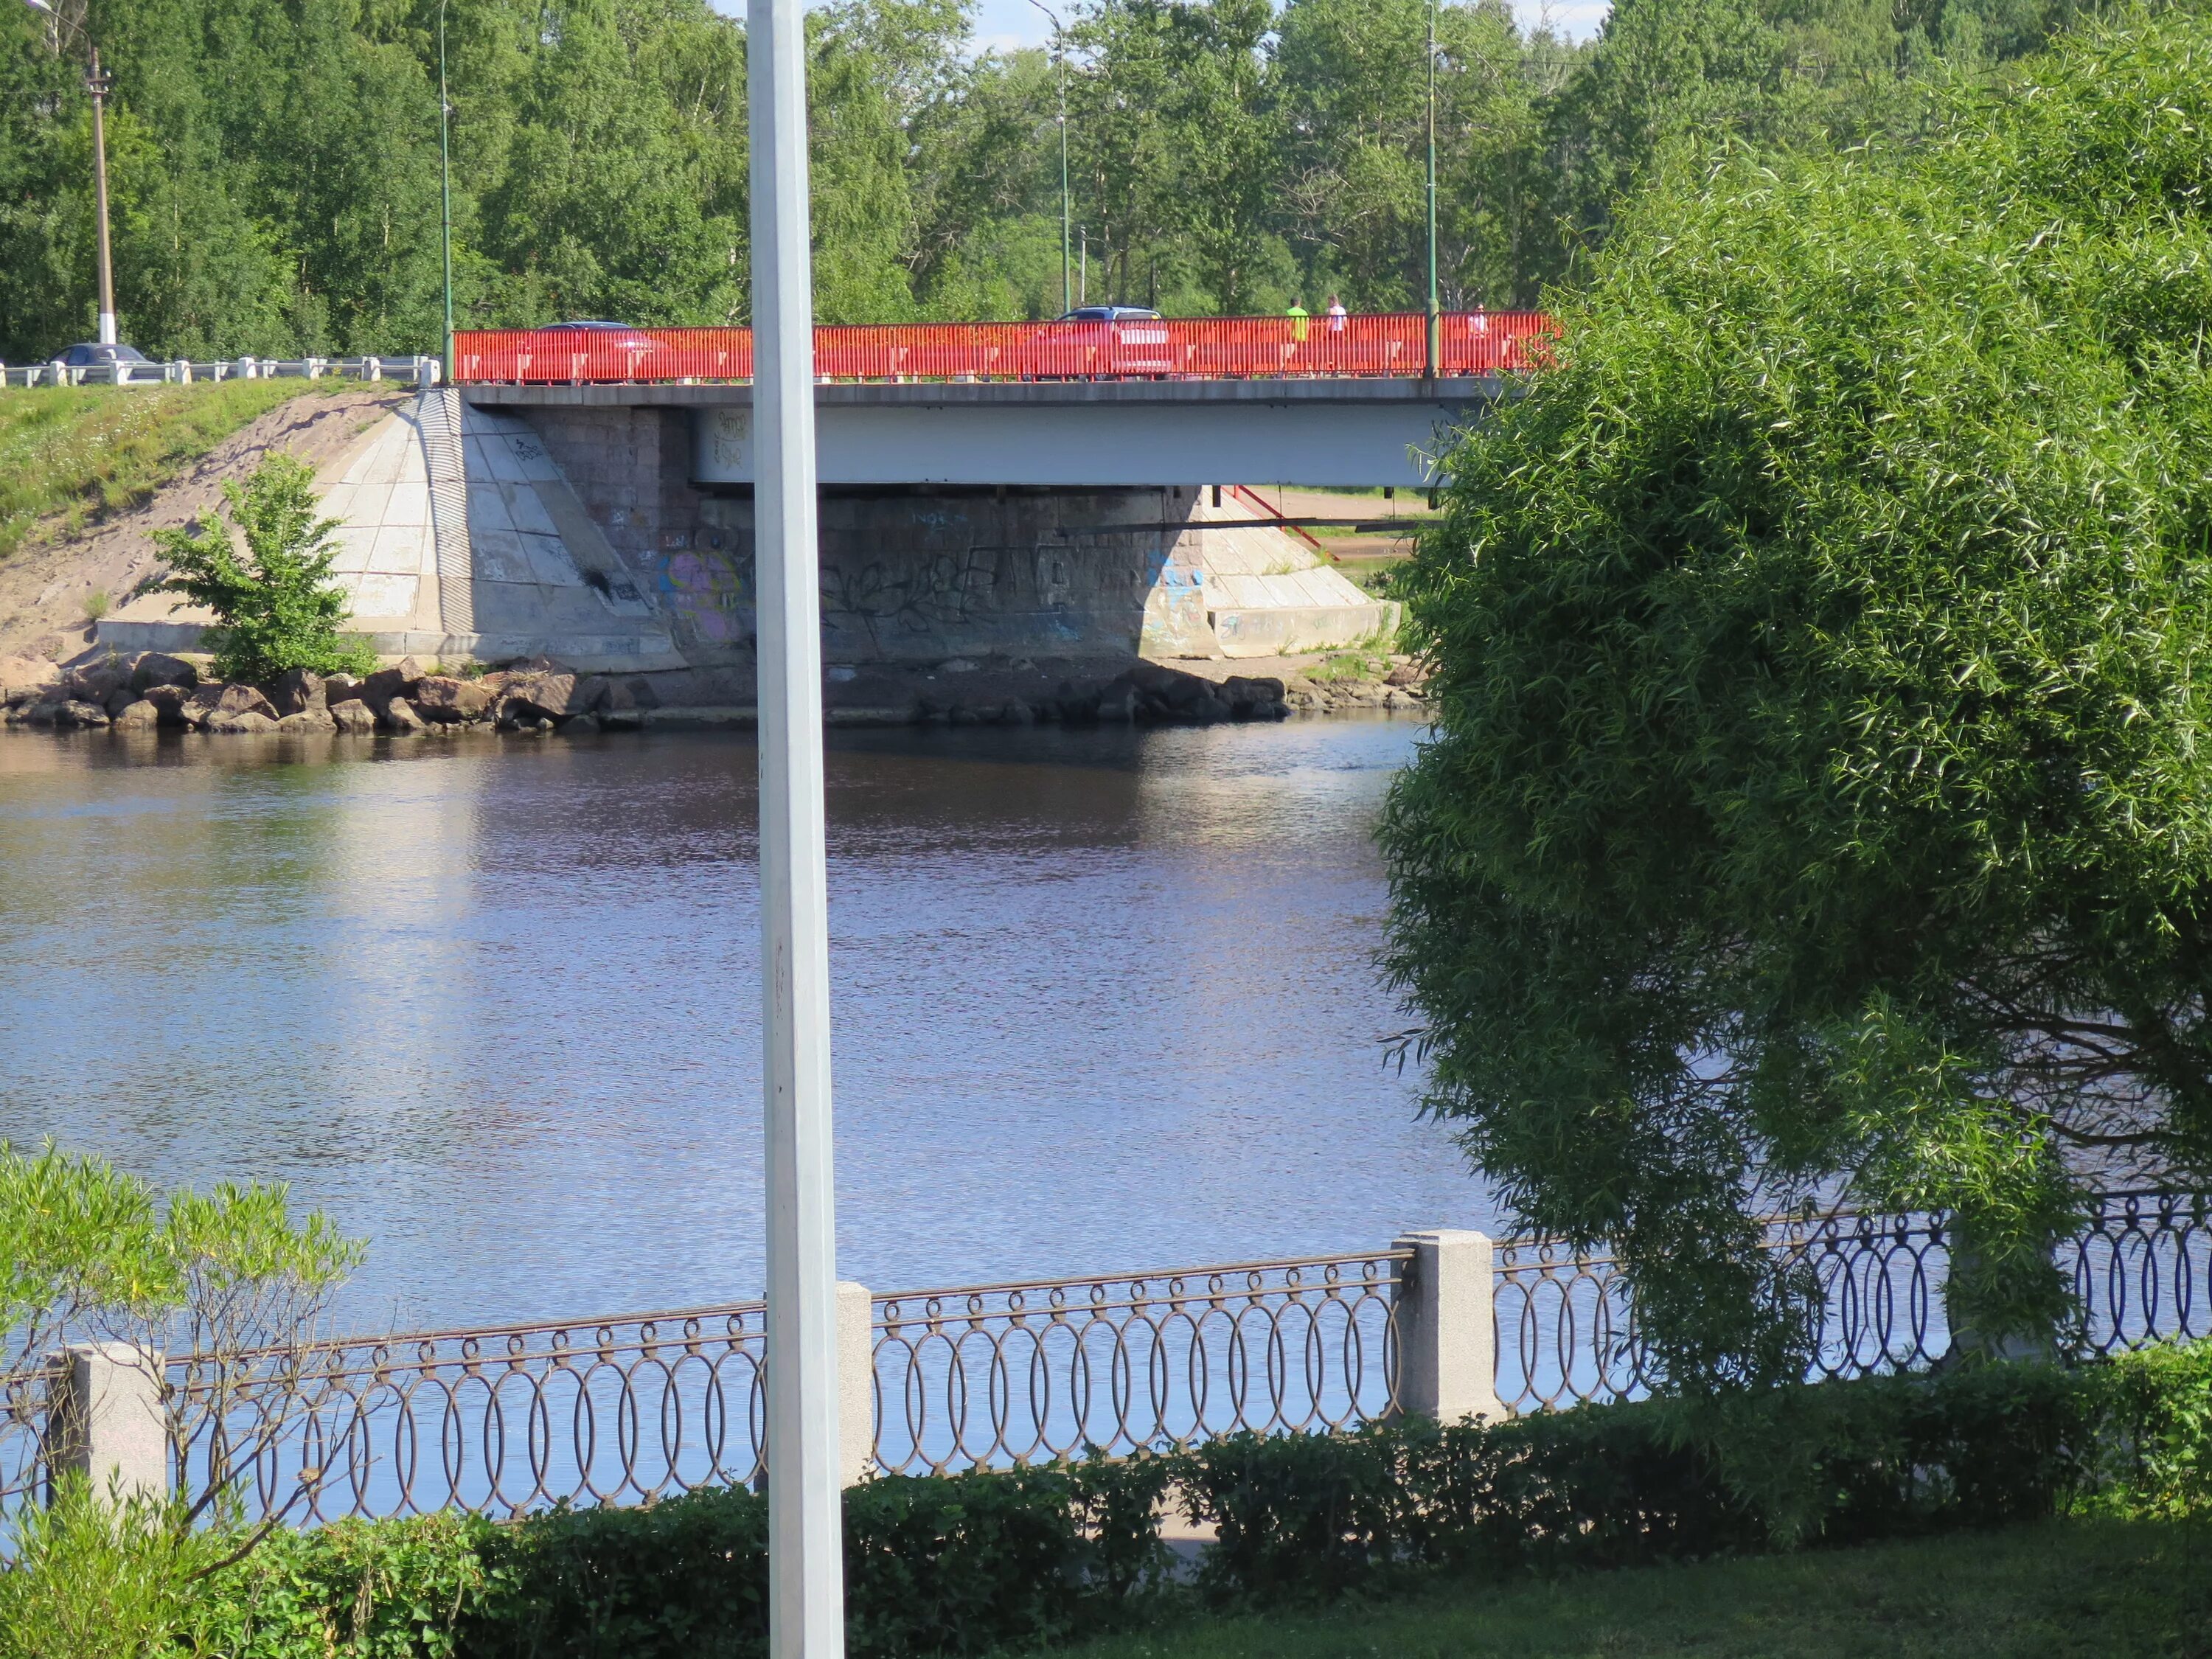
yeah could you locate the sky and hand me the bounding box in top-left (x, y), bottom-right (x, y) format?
top-left (964, 0), bottom-right (1615, 54)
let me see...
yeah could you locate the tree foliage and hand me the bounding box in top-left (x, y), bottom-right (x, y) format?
top-left (0, 0), bottom-right (2093, 361)
top-left (1382, 1), bottom-right (2212, 1387)
top-left (151, 451), bottom-right (374, 684)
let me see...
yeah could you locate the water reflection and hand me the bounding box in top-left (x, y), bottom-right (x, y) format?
top-left (0, 719), bottom-right (1493, 1332)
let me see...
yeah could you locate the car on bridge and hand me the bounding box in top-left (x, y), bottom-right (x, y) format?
top-left (51, 341), bottom-right (150, 369)
top-left (521, 320), bottom-right (661, 383)
top-left (1046, 306), bottom-right (1172, 375)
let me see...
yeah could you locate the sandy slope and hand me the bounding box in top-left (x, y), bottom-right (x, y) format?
top-left (0, 389), bottom-right (407, 663)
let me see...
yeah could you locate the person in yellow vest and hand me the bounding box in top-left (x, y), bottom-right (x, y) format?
top-left (1286, 299), bottom-right (1310, 343)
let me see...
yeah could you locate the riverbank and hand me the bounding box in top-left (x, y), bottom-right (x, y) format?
top-left (0, 645), bottom-right (1429, 737)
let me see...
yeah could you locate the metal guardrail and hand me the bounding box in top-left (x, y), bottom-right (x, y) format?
top-left (0, 355), bottom-right (440, 390)
top-left (453, 313), bottom-right (1557, 385)
top-left (4, 1192), bottom-right (2208, 1529)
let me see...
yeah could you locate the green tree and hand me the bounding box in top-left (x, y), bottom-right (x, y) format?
top-left (1382, 2), bottom-right (2212, 1387)
top-left (151, 451), bottom-right (373, 684)
top-left (0, 1141), bottom-right (363, 1655)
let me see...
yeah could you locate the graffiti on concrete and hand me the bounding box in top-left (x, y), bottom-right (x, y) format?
top-left (821, 549), bottom-right (1001, 636)
top-left (658, 548), bottom-right (751, 643)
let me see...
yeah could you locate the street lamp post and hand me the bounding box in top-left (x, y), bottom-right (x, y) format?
top-left (1028, 0), bottom-right (1071, 316)
top-left (25, 0), bottom-right (119, 347)
top-left (748, 0), bottom-right (844, 1655)
top-left (437, 0), bottom-right (455, 382)
top-left (1425, 0), bottom-right (1440, 380)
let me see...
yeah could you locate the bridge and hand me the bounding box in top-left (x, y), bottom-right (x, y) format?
top-left (456, 313), bottom-right (1548, 490)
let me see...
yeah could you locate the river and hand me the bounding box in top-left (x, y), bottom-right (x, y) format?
top-left (0, 715), bottom-right (1495, 1334)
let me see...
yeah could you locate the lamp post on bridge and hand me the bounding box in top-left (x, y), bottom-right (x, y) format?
top-left (1028, 0), bottom-right (1072, 316)
top-left (24, 0), bottom-right (119, 348)
top-left (1425, 0), bottom-right (1440, 380)
top-left (748, 0), bottom-right (846, 1654)
top-left (437, 0), bottom-right (455, 383)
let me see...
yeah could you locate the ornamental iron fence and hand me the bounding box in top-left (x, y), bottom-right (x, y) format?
top-left (3, 1192), bottom-right (2207, 1532)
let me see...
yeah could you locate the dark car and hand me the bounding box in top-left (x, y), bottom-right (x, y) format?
top-left (52, 341), bottom-right (150, 367)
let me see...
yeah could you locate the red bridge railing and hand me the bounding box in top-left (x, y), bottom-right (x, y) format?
top-left (453, 312), bottom-right (1554, 385)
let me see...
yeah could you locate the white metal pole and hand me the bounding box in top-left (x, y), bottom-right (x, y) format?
top-left (748, 1), bottom-right (844, 1656)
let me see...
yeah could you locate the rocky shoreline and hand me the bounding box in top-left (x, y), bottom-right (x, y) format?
top-left (0, 650), bottom-right (1427, 737)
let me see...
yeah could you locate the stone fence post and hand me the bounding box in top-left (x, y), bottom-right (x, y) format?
top-left (1392, 1229), bottom-right (1504, 1425)
top-left (838, 1281), bottom-right (874, 1486)
top-left (44, 1341), bottom-right (168, 1505)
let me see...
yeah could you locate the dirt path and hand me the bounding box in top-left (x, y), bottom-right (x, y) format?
top-left (0, 389), bottom-right (407, 662)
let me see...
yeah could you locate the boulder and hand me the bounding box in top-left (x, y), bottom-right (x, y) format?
top-left (358, 656), bottom-right (427, 716)
top-left (53, 699), bottom-right (111, 728)
top-left (203, 684), bottom-right (279, 721)
top-left (1096, 684), bottom-right (1138, 723)
top-left (1383, 661), bottom-right (1425, 688)
top-left (206, 709), bottom-right (279, 734)
top-left (505, 672), bottom-right (580, 720)
top-left (382, 696), bottom-right (428, 734)
top-left (597, 708), bottom-right (644, 733)
top-left (948, 704), bottom-right (982, 727)
top-left (268, 668), bottom-right (326, 716)
top-left (142, 684), bottom-right (195, 728)
top-left (410, 675), bottom-right (493, 723)
top-left (1220, 675), bottom-right (1288, 709)
top-left (997, 699), bottom-right (1034, 726)
top-left (328, 698), bottom-right (378, 734)
top-left (1189, 693), bottom-right (1231, 723)
top-left (276, 707), bottom-right (337, 734)
top-left (622, 676), bottom-right (661, 712)
top-left (66, 664), bottom-right (128, 704)
top-left (323, 672), bottom-right (363, 706)
top-left (555, 713), bottom-right (599, 734)
top-left (129, 653), bottom-right (199, 692)
top-left (19, 701), bottom-right (60, 727)
top-left (112, 698), bottom-right (162, 730)
top-left (104, 686), bottom-right (138, 717)
top-left (570, 675), bottom-right (613, 714)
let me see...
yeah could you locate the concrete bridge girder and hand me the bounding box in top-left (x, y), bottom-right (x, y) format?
top-left (467, 378), bottom-right (1498, 491)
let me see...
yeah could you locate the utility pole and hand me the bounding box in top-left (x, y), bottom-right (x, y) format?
top-left (438, 0), bottom-right (455, 382)
top-left (1425, 0), bottom-right (1440, 380)
top-left (1027, 0), bottom-right (1071, 316)
top-left (748, 0), bottom-right (844, 1655)
top-left (25, 0), bottom-right (119, 346)
top-left (87, 46), bottom-right (114, 346)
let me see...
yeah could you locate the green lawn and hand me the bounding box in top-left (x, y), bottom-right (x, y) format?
top-left (0, 380), bottom-right (327, 560)
top-left (1051, 1519), bottom-right (2212, 1659)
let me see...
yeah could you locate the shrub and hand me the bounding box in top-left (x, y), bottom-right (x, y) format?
top-left (197, 1512), bottom-right (500, 1659)
top-left (1382, 1), bottom-right (2212, 1383)
top-left (32, 1348), bottom-right (2212, 1658)
top-left (0, 1481), bottom-right (230, 1659)
top-left (150, 452), bottom-right (373, 684)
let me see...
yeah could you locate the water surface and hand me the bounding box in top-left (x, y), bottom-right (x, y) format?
top-left (0, 717), bottom-right (1492, 1332)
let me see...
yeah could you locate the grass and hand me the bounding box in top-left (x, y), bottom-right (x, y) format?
top-left (1305, 626), bottom-right (1401, 683)
top-left (0, 381), bottom-right (329, 560)
top-left (1051, 1519), bottom-right (2212, 1659)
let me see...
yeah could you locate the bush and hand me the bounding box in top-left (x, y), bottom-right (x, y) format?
top-left (31, 1348), bottom-right (2212, 1658)
top-left (150, 451), bottom-right (374, 684)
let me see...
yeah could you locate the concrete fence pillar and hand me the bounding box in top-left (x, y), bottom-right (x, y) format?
top-left (44, 1341), bottom-right (167, 1505)
top-left (1392, 1229), bottom-right (1504, 1425)
top-left (837, 1281), bottom-right (874, 1486)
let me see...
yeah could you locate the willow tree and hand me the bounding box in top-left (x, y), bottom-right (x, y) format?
top-left (1382, 4), bottom-right (2212, 1387)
